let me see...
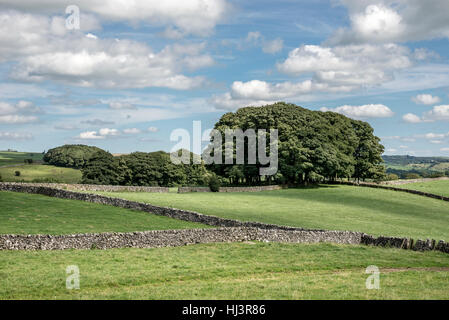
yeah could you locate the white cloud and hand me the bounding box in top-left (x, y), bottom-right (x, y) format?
top-left (402, 105), bottom-right (449, 123)
top-left (78, 131), bottom-right (104, 140)
top-left (99, 128), bottom-right (119, 136)
top-left (330, 0), bottom-right (449, 44)
top-left (78, 127), bottom-right (120, 139)
top-left (0, 0), bottom-right (230, 37)
top-left (423, 105), bottom-right (449, 121)
top-left (277, 44), bottom-right (411, 89)
top-left (0, 100), bottom-right (41, 124)
top-left (320, 104), bottom-right (394, 119)
top-left (402, 113), bottom-right (423, 123)
top-left (441, 148), bottom-right (449, 152)
top-left (0, 11), bottom-right (213, 90)
top-left (0, 131), bottom-right (33, 140)
top-left (412, 94), bottom-right (441, 105)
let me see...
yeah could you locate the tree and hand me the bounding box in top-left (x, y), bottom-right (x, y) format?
top-left (206, 102), bottom-right (384, 185)
top-left (351, 120), bottom-right (386, 182)
top-left (44, 144), bottom-right (107, 168)
top-left (81, 151), bottom-right (122, 185)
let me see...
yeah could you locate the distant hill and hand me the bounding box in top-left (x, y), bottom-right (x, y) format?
top-left (383, 155), bottom-right (449, 178)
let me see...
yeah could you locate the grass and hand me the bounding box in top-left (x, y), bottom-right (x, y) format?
top-left (0, 191), bottom-right (209, 235)
top-left (0, 151), bottom-right (43, 166)
top-left (0, 242), bottom-right (448, 299)
top-left (395, 179), bottom-right (449, 198)
top-left (0, 164), bottom-right (82, 183)
top-left (98, 185), bottom-right (449, 241)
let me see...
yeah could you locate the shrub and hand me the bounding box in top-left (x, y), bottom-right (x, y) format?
top-left (208, 175), bottom-right (221, 192)
top-left (15, 171), bottom-right (21, 177)
top-left (0, 173), bottom-right (2, 182)
top-left (386, 173), bottom-right (399, 181)
top-left (430, 172), bottom-right (445, 178)
top-left (24, 158), bottom-right (33, 164)
top-left (405, 173), bottom-right (421, 180)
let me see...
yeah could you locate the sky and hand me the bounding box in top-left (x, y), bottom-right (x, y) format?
top-left (0, 0), bottom-right (449, 156)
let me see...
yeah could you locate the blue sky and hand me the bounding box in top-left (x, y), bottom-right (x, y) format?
top-left (0, 0), bottom-right (449, 156)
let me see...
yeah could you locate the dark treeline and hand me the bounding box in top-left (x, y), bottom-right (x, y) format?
top-left (43, 102), bottom-right (386, 187)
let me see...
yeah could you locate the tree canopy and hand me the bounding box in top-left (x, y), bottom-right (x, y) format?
top-left (206, 102), bottom-right (385, 184)
top-left (43, 144), bottom-right (108, 169)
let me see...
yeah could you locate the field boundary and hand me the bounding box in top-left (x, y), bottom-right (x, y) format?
top-left (326, 181), bottom-right (449, 201)
top-left (380, 177), bottom-right (449, 186)
top-left (178, 185), bottom-right (283, 193)
top-left (0, 182), bottom-right (168, 193)
top-left (0, 182), bottom-right (448, 253)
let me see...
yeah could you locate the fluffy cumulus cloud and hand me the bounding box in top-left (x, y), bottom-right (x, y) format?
top-left (213, 43), bottom-right (413, 110)
top-left (402, 113), bottom-right (423, 123)
top-left (320, 104), bottom-right (394, 119)
top-left (277, 44), bottom-right (411, 88)
top-left (0, 100), bottom-right (41, 124)
top-left (78, 127), bottom-right (120, 140)
top-left (0, 11), bottom-right (214, 89)
top-left (403, 105), bottom-right (449, 123)
top-left (0, 131), bottom-right (33, 140)
top-left (412, 94), bottom-right (441, 105)
top-left (0, 0), bottom-right (230, 37)
top-left (330, 0), bottom-right (449, 44)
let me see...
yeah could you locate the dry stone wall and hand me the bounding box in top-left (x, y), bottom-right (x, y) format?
top-left (0, 228), bottom-right (364, 251)
top-left (178, 185), bottom-right (283, 193)
top-left (0, 182), bottom-right (168, 193)
top-left (0, 182), bottom-right (448, 254)
top-left (327, 181), bottom-right (449, 202)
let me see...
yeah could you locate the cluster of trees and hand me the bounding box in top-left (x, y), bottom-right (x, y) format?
top-left (81, 150), bottom-right (210, 187)
top-left (44, 102), bottom-right (386, 187)
top-left (43, 145), bottom-right (107, 168)
top-left (208, 102), bottom-right (385, 185)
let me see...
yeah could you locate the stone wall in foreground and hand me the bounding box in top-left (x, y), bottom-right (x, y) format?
top-left (178, 185), bottom-right (283, 193)
top-left (0, 182), bottom-right (448, 254)
top-left (0, 228), bottom-right (363, 251)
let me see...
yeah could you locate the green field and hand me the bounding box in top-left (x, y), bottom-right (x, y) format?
top-left (0, 191), bottom-right (208, 235)
top-left (98, 186), bottom-right (449, 241)
top-left (1, 243), bottom-right (448, 299)
top-left (0, 151), bottom-right (43, 166)
top-left (395, 179), bottom-right (449, 198)
top-left (0, 164), bottom-right (82, 183)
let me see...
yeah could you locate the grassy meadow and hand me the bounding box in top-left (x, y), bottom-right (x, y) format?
top-left (0, 191), bottom-right (208, 235)
top-left (1, 242), bottom-right (448, 299)
top-left (0, 164), bottom-right (82, 183)
top-left (98, 185), bottom-right (449, 241)
top-left (395, 179), bottom-right (449, 198)
top-left (0, 151), bottom-right (43, 166)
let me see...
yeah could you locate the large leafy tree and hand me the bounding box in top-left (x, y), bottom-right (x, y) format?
top-left (207, 102), bottom-right (385, 184)
top-left (44, 144), bottom-right (107, 169)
